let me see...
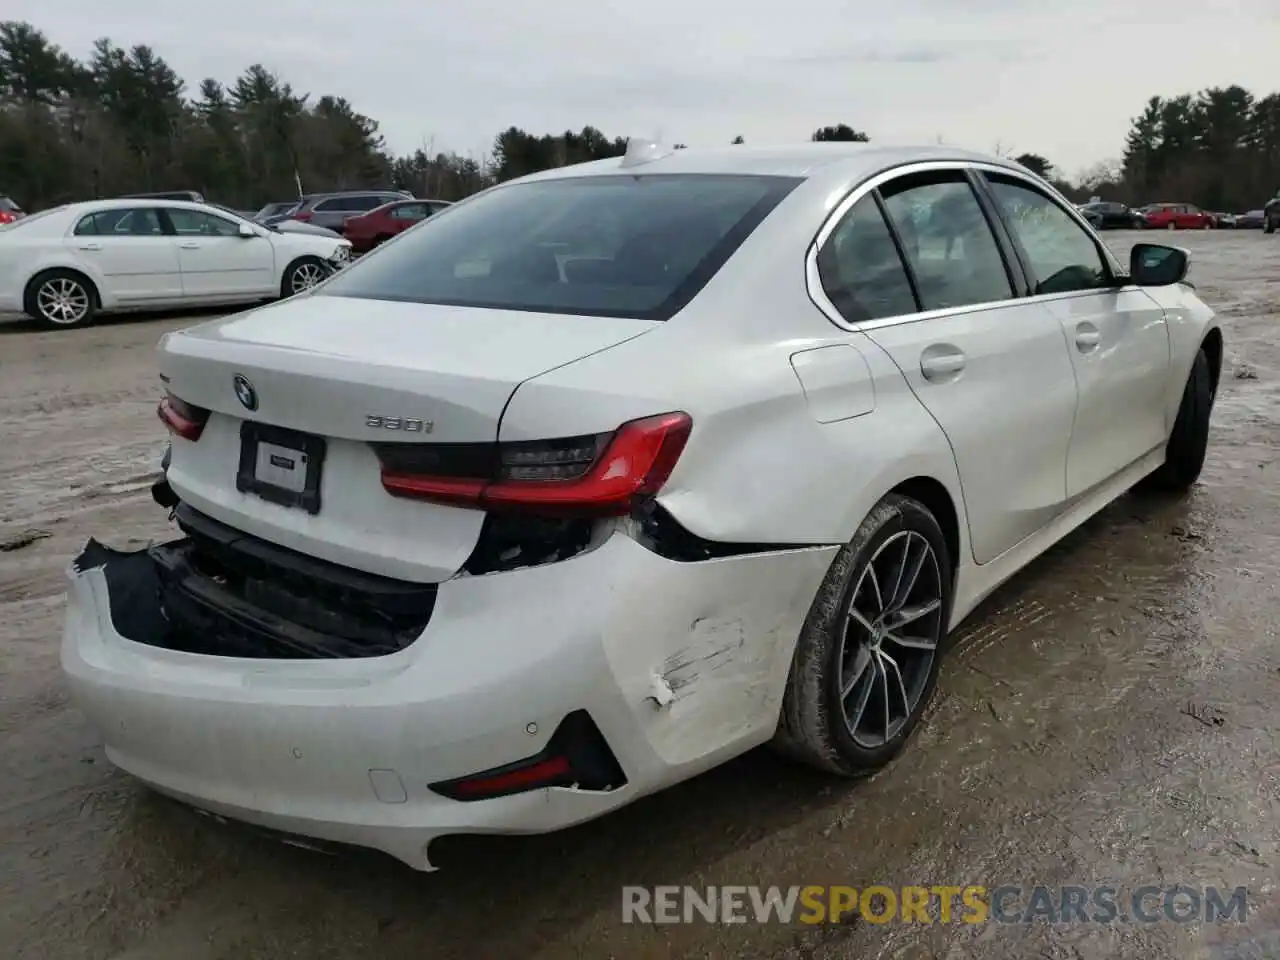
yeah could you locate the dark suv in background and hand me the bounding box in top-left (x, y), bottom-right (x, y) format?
top-left (266, 190), bottom-right (413, 232)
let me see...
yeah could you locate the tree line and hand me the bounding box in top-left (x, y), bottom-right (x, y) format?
top-left (1, 20), bottom-right (1276, 214)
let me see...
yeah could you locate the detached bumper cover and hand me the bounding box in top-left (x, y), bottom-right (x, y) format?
top-left (62, 530), bottom-right (834, 869)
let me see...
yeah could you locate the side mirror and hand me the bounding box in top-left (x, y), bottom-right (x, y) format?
top-left (1129, 243), bottom-right (1189, 286)
top-left (238, 222), bottom-right (258, 238)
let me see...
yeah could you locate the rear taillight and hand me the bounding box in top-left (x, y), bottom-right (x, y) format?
top-left (157, 392), bottom-right (211, 441)
top-left (292, 211), bottom-right (313, 222)
top-left (375, 411), bottom-right (692, 517)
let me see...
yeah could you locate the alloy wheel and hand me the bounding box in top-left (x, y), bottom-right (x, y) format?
top-left (36, 277), bottom-right (90, 325)
top-left (837, 530), bottom-right (944, 749)
top-left (290, 262), bottom-right (327, 294)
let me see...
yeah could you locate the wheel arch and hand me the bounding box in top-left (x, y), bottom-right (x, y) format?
top-left (1200, 326), bottom-right (1223, 397)
top-left (23, 265), bottom-right (103, 313)
top-left (889, 476), bottom-right (961, 589)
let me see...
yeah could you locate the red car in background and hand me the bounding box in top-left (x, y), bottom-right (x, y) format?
top-left (1138, 203), bottom-right (1214, 230)
top-left (342, 198), bottom-right (452, 253)
top-left (0, 195), bottom-right (26, 225)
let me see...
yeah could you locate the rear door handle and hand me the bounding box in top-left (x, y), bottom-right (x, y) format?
top-left (179, 241), bottom-right (200, 250)
top-left (78, 242), bottom-right (101, 251)
top-left (920, 346), bottom-right (966, 381)
top-left (1075, 324), bottom-right (1101, 352)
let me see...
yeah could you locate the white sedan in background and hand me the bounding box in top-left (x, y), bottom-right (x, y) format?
top-left (0, 199), bottom-right (351, 329)
top-left (63, 142), bottom-right (1220, 871)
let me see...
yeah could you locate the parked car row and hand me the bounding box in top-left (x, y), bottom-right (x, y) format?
top-left (253, 190), bottom-right (453, 251)
top-left (1073, 199), bottom-right (1275, 231)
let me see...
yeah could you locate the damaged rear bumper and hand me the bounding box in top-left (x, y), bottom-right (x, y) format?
top-left (61, 528), bottom-right (835, 870)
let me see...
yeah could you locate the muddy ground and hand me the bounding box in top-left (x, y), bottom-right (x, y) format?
top-left (0, 231), bottom-right (1277, 960)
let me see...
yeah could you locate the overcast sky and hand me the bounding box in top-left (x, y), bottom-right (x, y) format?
top-left (12, 0), bottom-right (1280, 178)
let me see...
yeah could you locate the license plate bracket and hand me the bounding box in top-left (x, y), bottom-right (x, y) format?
top-left (236, 421), bottom-right (325, 515)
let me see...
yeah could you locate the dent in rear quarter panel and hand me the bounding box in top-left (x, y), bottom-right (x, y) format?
top-left (1138, 284), bottom-right (1220, 426)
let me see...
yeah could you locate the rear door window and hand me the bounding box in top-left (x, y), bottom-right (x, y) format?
top-left (878, 172), bottom-right (1016, 310)
top-left (319, 174), bottom-right (800, 320)
top-left (76, 208), bottom-right (164, 236)
top-left (817, 193), bottom-right (918, 322)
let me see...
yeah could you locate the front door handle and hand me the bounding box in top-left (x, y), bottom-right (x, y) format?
top-left (920, 345), bottom-right (966, 381)
top-left (78, 242), bottom-right (101, 251)
top-left (179, 241), bottom-right (200, 250)
top-left (1075, 324), bottom-right (1101, 352)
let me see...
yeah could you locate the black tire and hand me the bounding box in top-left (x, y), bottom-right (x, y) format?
top-left (23, 268), bottom-right (98, 330)
top-left (372, 234), bottom-right (392, 248)
top-left (1266, 215), bottom-right (1277, 235)
top-left (1138, 349), bottom-right (1213, 493)
top-left (773, 494), bottom-right (952, 777)
top-left (280, 256), bottom-right (328, 298)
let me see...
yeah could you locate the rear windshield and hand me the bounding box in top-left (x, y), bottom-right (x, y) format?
top-left (0, 196), bottom-right (19, 212)
top-left (319, 173), bottom-right (800, 320)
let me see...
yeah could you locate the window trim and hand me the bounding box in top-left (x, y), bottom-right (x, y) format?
top-left (972, 170), bottom-right (1118, 297)
top-left (805, 159), bottom-right (1129, 333)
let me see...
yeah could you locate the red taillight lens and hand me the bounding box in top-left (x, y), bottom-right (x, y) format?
top-left (157, 392), bottom-right (210, 441)
top-left (292, 211), bottom-right (313, 222)
top-left (376, 411), bottom-right (692, 516)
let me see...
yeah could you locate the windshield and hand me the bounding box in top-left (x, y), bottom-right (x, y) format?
top-left (320, 174), bottom-right (799, 320)
top-left (0, 197), bottom-right (20, 212)
top-left (255, 202), bottom-right (294, 219)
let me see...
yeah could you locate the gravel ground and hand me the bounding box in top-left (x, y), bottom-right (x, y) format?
top-left (0, 231), bottom-right (1277, 960)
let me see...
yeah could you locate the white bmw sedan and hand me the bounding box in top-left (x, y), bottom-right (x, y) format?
top-left (0, 198), bottom-right (352, 328)
top-left (62, 143), bottom-right (1220, 870)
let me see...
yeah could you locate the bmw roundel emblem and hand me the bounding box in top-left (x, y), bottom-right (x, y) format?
top-left (233, 374), bottom-right (258, 411)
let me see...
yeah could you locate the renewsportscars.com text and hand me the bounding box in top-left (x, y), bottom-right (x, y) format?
top-left (621, 884), bottom-right (1249, 925)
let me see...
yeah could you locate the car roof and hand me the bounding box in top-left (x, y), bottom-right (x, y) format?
top-left (512, 143), bottom-right (1030, 185)
top-left (304, 189), bottom-right (406, 200)
top-left (55, 198), bottom-right (244, 215)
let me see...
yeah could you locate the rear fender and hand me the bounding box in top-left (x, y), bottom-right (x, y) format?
top-left (501, 326), bottom-right (967, 550)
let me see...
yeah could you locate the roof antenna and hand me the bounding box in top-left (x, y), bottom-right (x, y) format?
top-left (621, 136), bottom-right (671, 168)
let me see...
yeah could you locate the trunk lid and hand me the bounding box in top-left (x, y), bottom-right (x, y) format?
top-left (159, 295), bottom-right (657, 582)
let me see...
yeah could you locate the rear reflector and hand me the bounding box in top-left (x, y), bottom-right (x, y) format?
top-left (429, 710), bottom-right (625, 801)
top-left (157, 392), bottom-right (210, 442)
top-left (376, 411), bottom-right (692, 517)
